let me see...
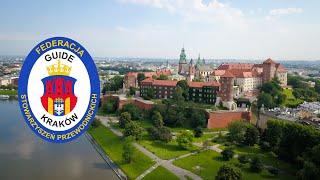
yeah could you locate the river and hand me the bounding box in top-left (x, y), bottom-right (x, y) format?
top-left (0, 100), bottom-right (118, 180)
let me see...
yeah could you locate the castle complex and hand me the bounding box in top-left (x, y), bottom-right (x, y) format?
top-left (125, 47), bottom-right (287, 110)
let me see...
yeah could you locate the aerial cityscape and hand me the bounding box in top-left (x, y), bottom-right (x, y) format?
top-left (1, 0), bottom-right (320, 180)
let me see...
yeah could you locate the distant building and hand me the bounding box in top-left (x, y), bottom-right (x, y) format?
top-left (140, 78), bottom-right (177, 99)
top-left (124, 70), bottom-right (172, 89)
top-left (188, 81), bottom-right (220, 104)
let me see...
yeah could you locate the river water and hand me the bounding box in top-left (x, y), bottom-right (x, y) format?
top-left (0, 100), bottom-right (118, 180)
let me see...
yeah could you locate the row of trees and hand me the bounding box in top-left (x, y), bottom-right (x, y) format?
top-left (102, 75), bottom-right (124, 94)
top-left (227, 121), bottom-right (259, 146)
top-left (288, 75), bottom-right (320, 102)
top-left (263, 119), bottom-right (320, 178)
top-left (257, 78), bottom-right (286, 109)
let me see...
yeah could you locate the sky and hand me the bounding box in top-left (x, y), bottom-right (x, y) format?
top-left (0, 0), bottom-right (319, 60)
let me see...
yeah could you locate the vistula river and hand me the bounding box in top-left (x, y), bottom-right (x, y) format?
top-left (0, 100), bottom-right (118, 180)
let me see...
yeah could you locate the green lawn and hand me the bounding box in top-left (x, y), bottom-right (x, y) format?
top-left (173, 150), bottom-right (295, 180)
top-left (88, 125), bottom-right (155, 179)
top-left (0, 89), bottom-right (17, 95)
top-left (142, 166), bottom-right (179, 180)
top-left (283, 88), bottom-right (303, 107)
top-left (139, 139), bottom-right (199, 160)
top-left (193, 133), bottom-right (216, 143)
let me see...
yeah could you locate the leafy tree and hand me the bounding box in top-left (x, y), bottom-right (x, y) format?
top-left (215, 164), bottom-right (242, 180)
top-left (105, 75), bottom-right (124, 91)
top-left (227, 121), bottom-right (248, 144)
top-left (122, 137), bottom-right (134, 163)
top-left (177, 130), bottom-right (194, 150)
top-left (257, 92), bottom-right (274, 109)
top-left (152, 111), bottom-right (164, 128)
top-left (119, 112), bottom-right (132, 128)
top-left (143, 87), bottom-right (155, 100)
top-left (90, 118), bottom-right (101, 129)
top-left (194, 126), bottom-right (203, 138)
top-left (238, 154), bottom-right (249, 164)
top-left (261, 141), bottom-right (271, 151)
top-left (124, 121), bottom-right (143, 140)
top-left (221, 149), bottom-right (234, 161)
top-left (129, 87), bottom-right (137, 96)
top-left (189, 108), bottom-right (207, 128)
top-left (101, 98), bottom-right (117, 114)
top-left (137, 73), bottom-right (146, 86)
top-left (250, 156), bottom-right (263, 173)
top-left (121, 103), bottom-right (142, 120)
top-left (297, 161), bottom-right (320, 180)
top-left (177, 80), bottom-right (189, 100)
top-left (265, 120), bottom-right (283, 150)
top-left (173, 86), bottom-right (185, 102)
top-left (157, 74), bottom-right (168, 80)
top-left (157, 126), bottom-right (173, 143)
top-left (244, 126), bottom-right (259, 146)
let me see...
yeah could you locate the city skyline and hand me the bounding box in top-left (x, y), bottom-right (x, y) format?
top-left (0, 0), bottom-right (319, 60)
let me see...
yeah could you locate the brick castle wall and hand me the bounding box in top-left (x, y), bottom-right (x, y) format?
top-left (207, 111), bottom-right (251, 128)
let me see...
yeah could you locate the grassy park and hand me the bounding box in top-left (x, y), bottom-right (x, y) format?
top-left (282, 88), bottom-right (303, 107)
top-left (88, 125), bottom-right (154, 179)
top-left (142, 166), bottom-right (179, 180)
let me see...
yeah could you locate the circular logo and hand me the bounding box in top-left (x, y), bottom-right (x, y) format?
top-left (18, 37), bottom-right (100, 143)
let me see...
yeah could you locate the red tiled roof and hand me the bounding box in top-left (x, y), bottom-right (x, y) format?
top-left (126, 72), bottom-right (138, 77)
top-left (144, 72), bottom-right (157, 78)
top-left (211, 70), bottom-right (225, 76)
top-left (188, 81), bottom-right (220, 88)
top-left (220, 70), bottom-right (235, 78)
top-left (218, 63), bottom-right (254, 70)
top-left (141, 78), bottom-right (177, 87)
top-left (276, 64), bottom-right (287, 73)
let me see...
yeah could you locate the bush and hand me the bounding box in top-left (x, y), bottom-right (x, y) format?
top-left (227, 121), bottom-right (248, 144)
top-left (176, 130), bottom-right (194, 150)
top-left (119, 112), bottom-right (132, 128)
top-left (194, 126), bottom-right (203, 138)
top-left (221, 149), bottom-right (234, 161)
top-left (238, 154), bottom-right (249, 164)
top-left (121, 103), bottom-right (142, 120)
top-left (250, 156), bottom-right (264, 173)
top-left (261, 141), bottom-right (271, 151)
top-left (124, 121), bottom-right (143, 140)
top-left (268, 167), bottom-right (279, 176)
top-left (90, 118), bottom-right (101, 128)
top-left (244, 125), bottom-right (259, 146)
top-left (147, 126), bottom-right (172, 143)
top-left (215, 164), bottom-right (242, 180)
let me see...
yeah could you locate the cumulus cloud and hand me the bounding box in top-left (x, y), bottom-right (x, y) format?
top-left (119, 0), bottom-right (244, 24)
top-left (269, 8), bottom-right (303, 16)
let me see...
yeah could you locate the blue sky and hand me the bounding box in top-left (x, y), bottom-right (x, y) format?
top-left (0, 0), bottom-right (319, 60)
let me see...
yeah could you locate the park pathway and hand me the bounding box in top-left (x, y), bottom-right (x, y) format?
top-left (96, 116), bottom-right (202, 180)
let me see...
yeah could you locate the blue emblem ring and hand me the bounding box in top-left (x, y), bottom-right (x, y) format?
top-left (18, 37), bottom-right (100, 143)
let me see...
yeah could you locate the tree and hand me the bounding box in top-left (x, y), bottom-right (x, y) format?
top-left (119, 112), bottom-right (132, 128)
top-left (250, 156), bottom-right (263, 173)
top-left (173, 86), bottom-right (185, 102)
top-left (244, 126), bottom-right (259, 146)
top-left (238, 154), bottom-right (249, 164)
top-left (227, 121), bottom-right (248, 144)
top-left (129, 87), bottom-right (136, 96)
top-left (122, 137), bottom-right (134, 163)
top-left (257, 92), bottom-right (274, 109)
top-left (176, 130), bottom-right (194, 149)
top-left (177, 80), bottom-right (189, 100)
top-left (124, 121), bottom-right (143, 140)
top-left (143, 87), bottom-right (155, 100)
top-left (194, 126), bottom-right (203, 138)
top-left (121, 103), bottom-right (142, 120)
top-left (137, 73), bottom-right (146, 86)
top-left (152, 111), bottom-right (164, 128)
top-left (221, 149), bottom-right (234, 161)
top-left (105, 75), bottom-right (124, 92)
top-left (215, 164), bottom-right (242, 180)
top-left (297, 161), bottom-right (320, 180)
top-left (157, 74), bottom-right (168, 80)
top-left (147, 126), bottom-right (172, 143)
top-left (265, 120), bottom-right (283, 150)
top-left (90, 118), bottom-right (101, 129)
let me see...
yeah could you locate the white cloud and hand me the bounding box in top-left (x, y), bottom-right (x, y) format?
top-left (119, 0), bottom-right (245, 24)
top-left (270, 8), bottom-right (303, 16)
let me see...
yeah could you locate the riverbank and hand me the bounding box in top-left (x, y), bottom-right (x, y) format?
top-left (0, 89), bottom-right (17, 96)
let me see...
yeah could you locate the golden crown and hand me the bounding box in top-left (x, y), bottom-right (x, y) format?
top-left (47, 60), bottom-right (72, 76)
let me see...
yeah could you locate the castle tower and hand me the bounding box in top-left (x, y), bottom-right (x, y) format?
top-left (188, 59), bottom-right (195, 81)
top-left (219, 71), bottom-right (237, 110)
top-left (262, 58), bottom-right (276, 83)
top-left (178, 47), bottom-right (187, 74)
